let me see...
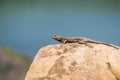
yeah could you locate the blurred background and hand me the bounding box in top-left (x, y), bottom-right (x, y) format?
top-left (0, 0), bottom-right (120, 80)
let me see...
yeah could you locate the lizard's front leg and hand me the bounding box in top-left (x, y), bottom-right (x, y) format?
top-left (61, 39), bottom-right (67, 43)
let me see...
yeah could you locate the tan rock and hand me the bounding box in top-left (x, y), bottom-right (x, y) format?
top-left (25, 43), bottom-right (120, 80)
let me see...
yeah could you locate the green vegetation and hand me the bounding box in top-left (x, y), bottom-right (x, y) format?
top-left (0, 47), bottom-right (31, 65)
top-left (0, 0), bottom-right (120, 10)
top-left (0, 46), bottom-right (32, 80)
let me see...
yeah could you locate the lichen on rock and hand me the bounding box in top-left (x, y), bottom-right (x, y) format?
top-left (25, 43), bottom-right (120, 80)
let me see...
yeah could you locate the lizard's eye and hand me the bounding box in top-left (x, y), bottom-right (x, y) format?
top-left (54, 35), bottom-right (57, 37)
top-left (53, 35), bottom-right (58, 38)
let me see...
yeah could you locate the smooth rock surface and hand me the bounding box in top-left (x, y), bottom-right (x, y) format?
top-left (25, 43), bottom-right (120, 80)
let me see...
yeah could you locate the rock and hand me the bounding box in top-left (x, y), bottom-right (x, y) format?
top-left (25, 43), bottom-right (120, 80)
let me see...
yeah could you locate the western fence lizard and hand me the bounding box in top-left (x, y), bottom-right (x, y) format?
top-left (52, 34), bottom-right (119, 49)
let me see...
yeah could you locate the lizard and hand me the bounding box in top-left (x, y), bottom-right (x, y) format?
top-left (52, 34), bottom-right (120, 49)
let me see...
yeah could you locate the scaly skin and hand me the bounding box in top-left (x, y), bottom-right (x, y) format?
top-left (52, 34), bottom-right (119, 49)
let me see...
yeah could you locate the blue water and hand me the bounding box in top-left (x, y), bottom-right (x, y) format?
top-left (0, 5), bottom-right (120, 58)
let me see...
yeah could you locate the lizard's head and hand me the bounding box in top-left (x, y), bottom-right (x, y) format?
top-left (52, 34), bottom-right (62, 41)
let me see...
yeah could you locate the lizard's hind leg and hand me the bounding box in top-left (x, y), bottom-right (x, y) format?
top-left (78, 41), bottom-right (86, 44)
